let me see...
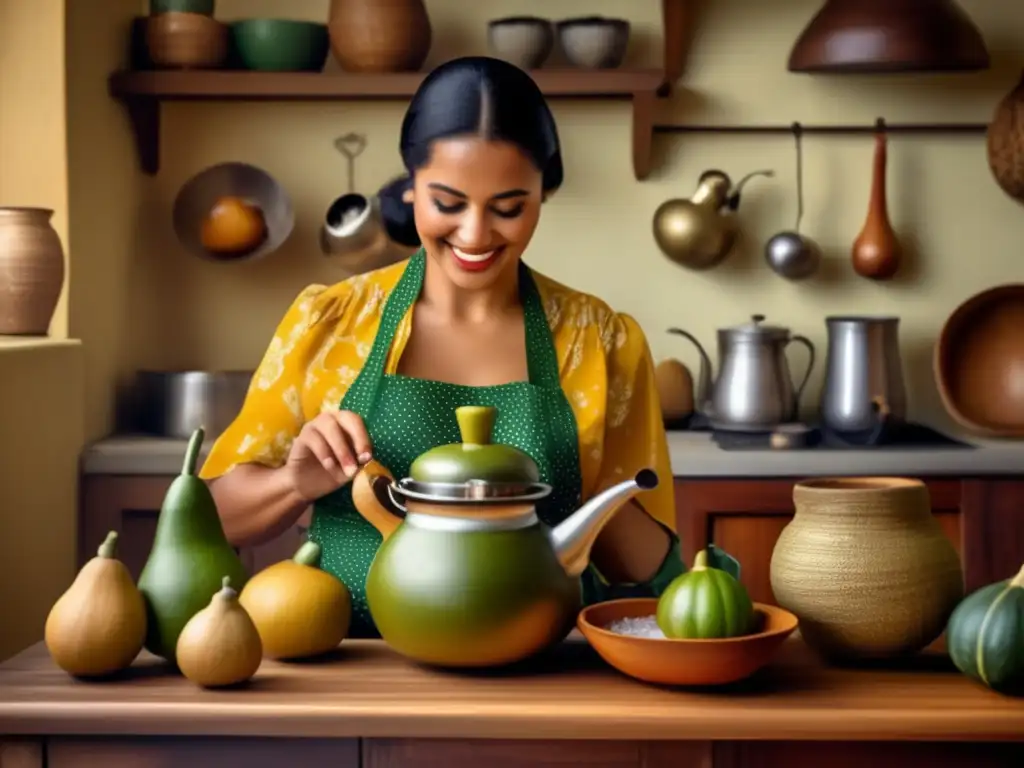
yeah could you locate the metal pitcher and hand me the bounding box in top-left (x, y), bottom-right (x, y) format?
top-left (819, 316), bottom-right (906, 441)
top-left (669, 314), bottom-right (815, 432)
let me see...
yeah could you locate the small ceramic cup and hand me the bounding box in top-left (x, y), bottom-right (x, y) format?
top-left (556, 16), bottom-right (630, 69)
top-left (487, 16), bottom-right (555, 70)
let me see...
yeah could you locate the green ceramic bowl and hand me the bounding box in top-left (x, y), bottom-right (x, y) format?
top-left (150, 0), bottom-right (215, 15)
top-left (230, 19), bottom-right (330, 72)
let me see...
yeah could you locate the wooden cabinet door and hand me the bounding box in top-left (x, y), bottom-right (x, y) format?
top-left (79, 475), bottom-right (309, 578)
top-left (674, 478), bottom-right (962, 606)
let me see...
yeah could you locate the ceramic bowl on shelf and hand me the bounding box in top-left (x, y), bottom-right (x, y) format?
top-left (556, 16), bottom-right (630, 69)
top-left (230, 19), bottom-right (330, 72)
top-left (146, 11), bottom-right (228, 69)
top-left (577, 598), bottom-right (798, 687)
top-left (935, 284), bottom-right (1024, 437)
top-left (487, 16), bottom-right (555, 70)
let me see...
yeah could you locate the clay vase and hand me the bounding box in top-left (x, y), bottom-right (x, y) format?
top-left (851, 129), bottom-right (901, 281)
top-left (327, 0), bottom-right (431, 73)
top-left (987, 69), bottom-right (1024, 204)
top-left (0, 208), bottom-right (66, 336)
top-left (769, 478), bottom-right (964, 663)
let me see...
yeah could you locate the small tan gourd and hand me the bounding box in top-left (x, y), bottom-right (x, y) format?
top-left (44, 531), bottom-right (147, 678)
top-left (175, 576), bottom-right (263, 688)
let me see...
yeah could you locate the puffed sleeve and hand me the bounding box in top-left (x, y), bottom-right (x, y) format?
top-left (199, 284), bottom-right (336, 480)
top-left (597, 312), bottom-right (676, 531)
top-left (580, 312), bottom-right (685, 603)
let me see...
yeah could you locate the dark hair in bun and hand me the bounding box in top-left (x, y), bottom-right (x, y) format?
top-left (376, 56), bottom-right (564, 247)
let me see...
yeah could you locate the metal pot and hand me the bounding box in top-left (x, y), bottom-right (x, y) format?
top-left (820, 316), bottom-right (906, 442)
top-left (135, 370), bottom-right (253, 439)
top-left (668, 314), bottom-right (815, 432)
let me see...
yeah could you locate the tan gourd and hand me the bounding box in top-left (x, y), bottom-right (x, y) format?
top-left (175, 576), bottom-right (263, 688)
top-left (44, 531), bottom-right (147, 678)
top-left (654, 358), bottom-right (695, 420)
top-left (238, 541), bottom-right (352, 660)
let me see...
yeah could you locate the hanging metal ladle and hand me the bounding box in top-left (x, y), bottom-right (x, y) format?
top-left (320, 132), bottom-right (388, 262)
top-left (765, 123), bottom-right (822, 280)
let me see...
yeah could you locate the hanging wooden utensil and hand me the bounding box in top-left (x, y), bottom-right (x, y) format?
top-left (851, 121), bottom-right (901, 281)
top-left (987, 70), bottom-right (1024, 205)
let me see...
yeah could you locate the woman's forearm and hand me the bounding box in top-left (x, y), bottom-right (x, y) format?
top-left (591, 500), bottom-right (673, 584)
top-left (208, 464), bottom-right (310, 548)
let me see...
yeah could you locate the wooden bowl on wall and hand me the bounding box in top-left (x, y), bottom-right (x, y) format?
top-left (935, 284), bottom-right (1024, 437)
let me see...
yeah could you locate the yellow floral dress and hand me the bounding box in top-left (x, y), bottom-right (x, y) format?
top-left (200, 257), bottom-right (677, 533)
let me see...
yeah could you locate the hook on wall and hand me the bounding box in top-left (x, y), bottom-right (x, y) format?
top-left (874, 117), bottom-right (887, 134)
top-left (791, 121), bottom-right (803, 138)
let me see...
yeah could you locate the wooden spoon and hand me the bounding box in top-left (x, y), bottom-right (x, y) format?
top-left (851, 123), bottom-right (901, 280)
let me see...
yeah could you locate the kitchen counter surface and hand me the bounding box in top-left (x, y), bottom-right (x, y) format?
top-left (1, 637), bottom-right (1022, 742)
top-left (81, 430), bottom-right (1024, 478)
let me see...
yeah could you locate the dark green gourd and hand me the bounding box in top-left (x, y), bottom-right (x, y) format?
top-left (137, 427), bottom-right (249, 665)
top-left (946, 563), bottom-right (1024, 694)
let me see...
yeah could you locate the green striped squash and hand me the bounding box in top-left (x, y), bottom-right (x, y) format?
top-left (656, 548), bottom-right (755, 639)
top-left (946, 564), bottom-right (1024, 694)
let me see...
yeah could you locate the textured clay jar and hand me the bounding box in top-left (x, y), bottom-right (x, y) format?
top-left (327, 0), bottom-right (432, 73)
top-left (769, 477), bottom-right (964, 662)
top-left (0, 207), bottom-right (66, 336)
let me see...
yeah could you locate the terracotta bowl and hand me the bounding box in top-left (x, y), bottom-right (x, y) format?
top-left (146, 11), bottom-right (228, 69)
top-left (577, 598), bottom-right (798, 687)
top-left (935, 284), bottom-right (1024, 437)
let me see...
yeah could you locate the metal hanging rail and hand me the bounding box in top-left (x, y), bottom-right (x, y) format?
top-left (654, 117), bottom-right (987, 136)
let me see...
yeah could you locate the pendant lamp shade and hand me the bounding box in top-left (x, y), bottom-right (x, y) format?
top-left (788, 0), bottom-right (990, 74)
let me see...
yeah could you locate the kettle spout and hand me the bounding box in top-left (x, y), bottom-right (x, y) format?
top-left (550, 469), bottom-right (659, 578)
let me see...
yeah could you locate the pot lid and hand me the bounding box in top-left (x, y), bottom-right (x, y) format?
top-left (408, 405), bottom-right (541, 486)
top-left (787, 0), bottom-right (990, 74)
top-left (723, 314), bottom-right (789, 339)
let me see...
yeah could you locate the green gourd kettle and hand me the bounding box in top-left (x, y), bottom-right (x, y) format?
top-left (351, 404), bottom-right (659, 668)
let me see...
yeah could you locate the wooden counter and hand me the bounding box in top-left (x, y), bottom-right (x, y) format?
top-left (1, 637), bottom-right (1022, 768)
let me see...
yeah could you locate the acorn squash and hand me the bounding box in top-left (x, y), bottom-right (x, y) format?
top-left (946, 563), bottom-right (1024, 694)
top-left (656, 548), bottom-right (755, 639)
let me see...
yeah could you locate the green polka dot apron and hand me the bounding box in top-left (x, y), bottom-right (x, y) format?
top-left (309, 248), bottom-right (685, 638)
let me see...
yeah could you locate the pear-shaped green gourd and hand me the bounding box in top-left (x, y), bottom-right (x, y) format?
top-left (946, 563), bottom-right (1024, 694)
top-left (137, 427), bottom-right (249, 665)
top-left (656, 548), bottom-right (755, 639)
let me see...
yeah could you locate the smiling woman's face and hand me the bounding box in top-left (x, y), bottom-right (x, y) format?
top-left (406, 136), bottom-right (545, 292)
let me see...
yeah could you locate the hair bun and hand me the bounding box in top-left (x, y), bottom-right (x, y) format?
top-left (377, 174), bottom-right (420, 247)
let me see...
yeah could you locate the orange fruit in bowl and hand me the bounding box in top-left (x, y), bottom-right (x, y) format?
top-left (200, 196), bottom-right (268, 257)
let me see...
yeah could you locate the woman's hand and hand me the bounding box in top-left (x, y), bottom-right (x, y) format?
top-left (285, 410), bottom-right (373, 503)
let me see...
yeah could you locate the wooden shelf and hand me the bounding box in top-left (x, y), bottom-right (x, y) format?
top-left (108, 69), bottom-right (668, 179)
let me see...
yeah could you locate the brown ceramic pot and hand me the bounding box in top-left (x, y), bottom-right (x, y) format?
top-left (769, 477), bottom-right (964, 662)
top-left (327, 0), bottom-right (431, 73)
top-left (0, 208), bottom-right (66, 336)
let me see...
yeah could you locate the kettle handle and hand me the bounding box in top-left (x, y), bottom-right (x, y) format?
top-left (786, 334), bottom-right (816, 404)
top-left (351, 459), bottom-right (403, 542)
top-left (667, 328), bottom-right (714, 414)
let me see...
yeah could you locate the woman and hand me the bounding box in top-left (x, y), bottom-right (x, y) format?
top-left (200, 56), bottom-right (685, 639)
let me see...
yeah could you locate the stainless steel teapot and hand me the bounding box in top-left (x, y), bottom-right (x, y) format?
top-left (668, 315), bottom-right (816, 432)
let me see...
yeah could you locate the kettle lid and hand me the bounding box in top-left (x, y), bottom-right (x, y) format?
top-left (408, 405), bottom-right (541, 486)
top-left (725, 314), bottom-right (789, 339)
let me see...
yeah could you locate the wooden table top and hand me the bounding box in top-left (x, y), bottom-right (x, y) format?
top-left (1, 637), bottom-right (1022, 742)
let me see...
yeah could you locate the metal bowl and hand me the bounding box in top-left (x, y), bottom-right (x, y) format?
top-left (172, 162), bottom-right (295, 262)
top-left (134, 370), bottom-right (254, 439)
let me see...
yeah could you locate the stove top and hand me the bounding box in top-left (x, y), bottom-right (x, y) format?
top-left (665, 413), bottom-right (974, 452)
